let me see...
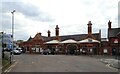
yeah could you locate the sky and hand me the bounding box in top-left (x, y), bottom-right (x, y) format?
top-left (0, 0), bottom-right (120, 41)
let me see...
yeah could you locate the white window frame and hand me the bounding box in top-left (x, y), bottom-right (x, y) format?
top-left (104, 49), bottom-right (108, 53)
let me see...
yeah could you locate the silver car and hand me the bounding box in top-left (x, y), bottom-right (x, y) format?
top-left (13, 49), bottom-right (21, 55)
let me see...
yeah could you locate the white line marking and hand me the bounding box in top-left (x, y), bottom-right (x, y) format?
top-left (106, 64), bottom-right (118, 71)
top-left (4, 61), bottom-right (18, 73)
top-left (32, 62), bottom-right (34, 64)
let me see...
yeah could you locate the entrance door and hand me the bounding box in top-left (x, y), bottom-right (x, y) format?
top-left (67, 44), bottom-right (77, 55)
top-left (91, 46), bottom-right (97, 55)
top-left (93, 48), bottom-right (97, 55)
top-left (112, 48), bottom-right (117, 55)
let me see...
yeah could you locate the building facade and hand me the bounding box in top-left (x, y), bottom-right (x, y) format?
top-left (100, 20), bottom-right (120, 55)
top-left (19, 20), bottom-right (120, 55)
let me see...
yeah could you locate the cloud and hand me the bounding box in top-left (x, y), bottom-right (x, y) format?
top-left (1, 1), bottom-right (55, 40)
top-left (1, 0), bottom-right (119, 40)
top-left (118, 1), bottom-right (120, 27)
top-left (14, 29), bottom-right (29, 41)
top-left (2, 14), bottom-right (11, 29)
top-left (2, 2), bottom-right (54, 22)
top-left (2, 2), bottom-right (39, 16)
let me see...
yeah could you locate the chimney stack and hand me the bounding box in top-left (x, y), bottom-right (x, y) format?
top-left (47, 30), bottom-right (51, 37)
top-left (55, 25), bottom-right (59, 36)
top-left (87, 21), bottom-right (92, 34)
top-left (39, 32), bottom-right (41, 36)
top-left (108, 20), bottom-right (112, 29)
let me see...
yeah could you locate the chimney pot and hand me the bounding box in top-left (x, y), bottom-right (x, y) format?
top-left (88, 21), bottom-right (92, 24)
top-left (108, 20), bottom-right (112, 29)
top-left (48, 30), bottom-right (51, 37)
top-left (55, 25), bottom-right (59, 36)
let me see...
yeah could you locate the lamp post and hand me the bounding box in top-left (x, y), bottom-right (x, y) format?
top-left (1, 32), bottom-right (4, 58)
top-left (10, 10), bottom-right (15, 64)
top-left (117, 32), bottom-right (120, 59)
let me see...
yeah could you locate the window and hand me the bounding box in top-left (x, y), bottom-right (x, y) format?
top-left (88, 38), bottom-right (92, 42)
top-left (103, 49), bottom-right (107, 53)
top-left (114, 39), bottom-right (118, 43)
top-left (90, 49), bottom-right (92, 52)
top-left (36, 48), bottom-right (39, 52)
top-left (31, 47), bottom-right (35, 52)
top-left (80, 49), bottom-right (82, 52)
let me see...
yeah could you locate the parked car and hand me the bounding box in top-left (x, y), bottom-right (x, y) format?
top-left (17, 48), bottom-right (23, 53)
top-left (3, 48), bottom-right (7, 51)
top-left (14, 47), bottom-right (23, 53)
top-left (13, 49), bottom-right (21, 55)
top-left (43, 49), bottom-right (49, 55)
top-left (4, 48), bottom-right (11, 52)
top-left (81, 50), bottom-right (86, 55)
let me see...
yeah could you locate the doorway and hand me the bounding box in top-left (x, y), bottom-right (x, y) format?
top-left (66, 44), bottom-right (78, 55)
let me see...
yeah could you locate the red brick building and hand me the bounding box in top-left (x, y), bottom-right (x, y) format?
top-left (19, 21), bottom-right (101, 55)
top-left (107, 21), bottom-right (120, 55)
top-left (19, 20), bottom-right (120, 55)
top-left (100, 20), bottom-right (120, 55)
top-left (100, 38), bottom-right (110, 55)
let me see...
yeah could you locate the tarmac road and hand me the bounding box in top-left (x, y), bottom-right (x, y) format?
top-left (7, 54), bottom-right (118, 72)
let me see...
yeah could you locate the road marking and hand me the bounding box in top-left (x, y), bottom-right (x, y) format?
top-left (32, 62), bottom-right (34, 64)
top-left (4, 61), bottom-right (18, 73)
top-left (106, 64), bottom-right (118, 71)
top-left (0, 67), bottom-right (2, 69)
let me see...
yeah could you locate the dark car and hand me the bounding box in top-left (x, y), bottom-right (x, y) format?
top-left (43, 49), bottom-right (48, 55)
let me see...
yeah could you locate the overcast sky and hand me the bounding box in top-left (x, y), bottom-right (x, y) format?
top-left (1, 0), bottom-right (119, 41)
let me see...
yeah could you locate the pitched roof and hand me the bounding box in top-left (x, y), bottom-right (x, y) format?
top-left (108, 28), bottom-right (120, 38)
top-left (32, 32), bottom-right (45, 41)
top-left (42, 33), bottom-right (100, 42)
top-left (101, 38), bottom-right (108, 41)
top-left (27, 36), bottom-right (32, 41)
top-left (59, 33), bottom-right (100, 41)
top-left (117, 32), bottom-right (120, 36)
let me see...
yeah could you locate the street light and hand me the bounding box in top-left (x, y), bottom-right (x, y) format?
top-left (10, 10), bottom-right (15, 64)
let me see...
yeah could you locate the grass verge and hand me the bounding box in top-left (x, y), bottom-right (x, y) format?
top-left (2, 53), bottom-right (12, 74)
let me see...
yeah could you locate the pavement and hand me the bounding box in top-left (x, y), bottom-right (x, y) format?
top-left (88, 55), bottom-right (120, 69)
top-left (100, 58), bottom-right (120, 69)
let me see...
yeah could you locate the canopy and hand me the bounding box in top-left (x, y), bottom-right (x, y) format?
top-left (78, 38), bottom-right (100, 43)
top-left (44, 40), bottom-right (60, 44)
top-left (60, 39), bottom-right (78, 44)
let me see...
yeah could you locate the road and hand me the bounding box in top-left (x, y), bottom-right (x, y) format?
top-left (7, 54), bottom-right (118, 72)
